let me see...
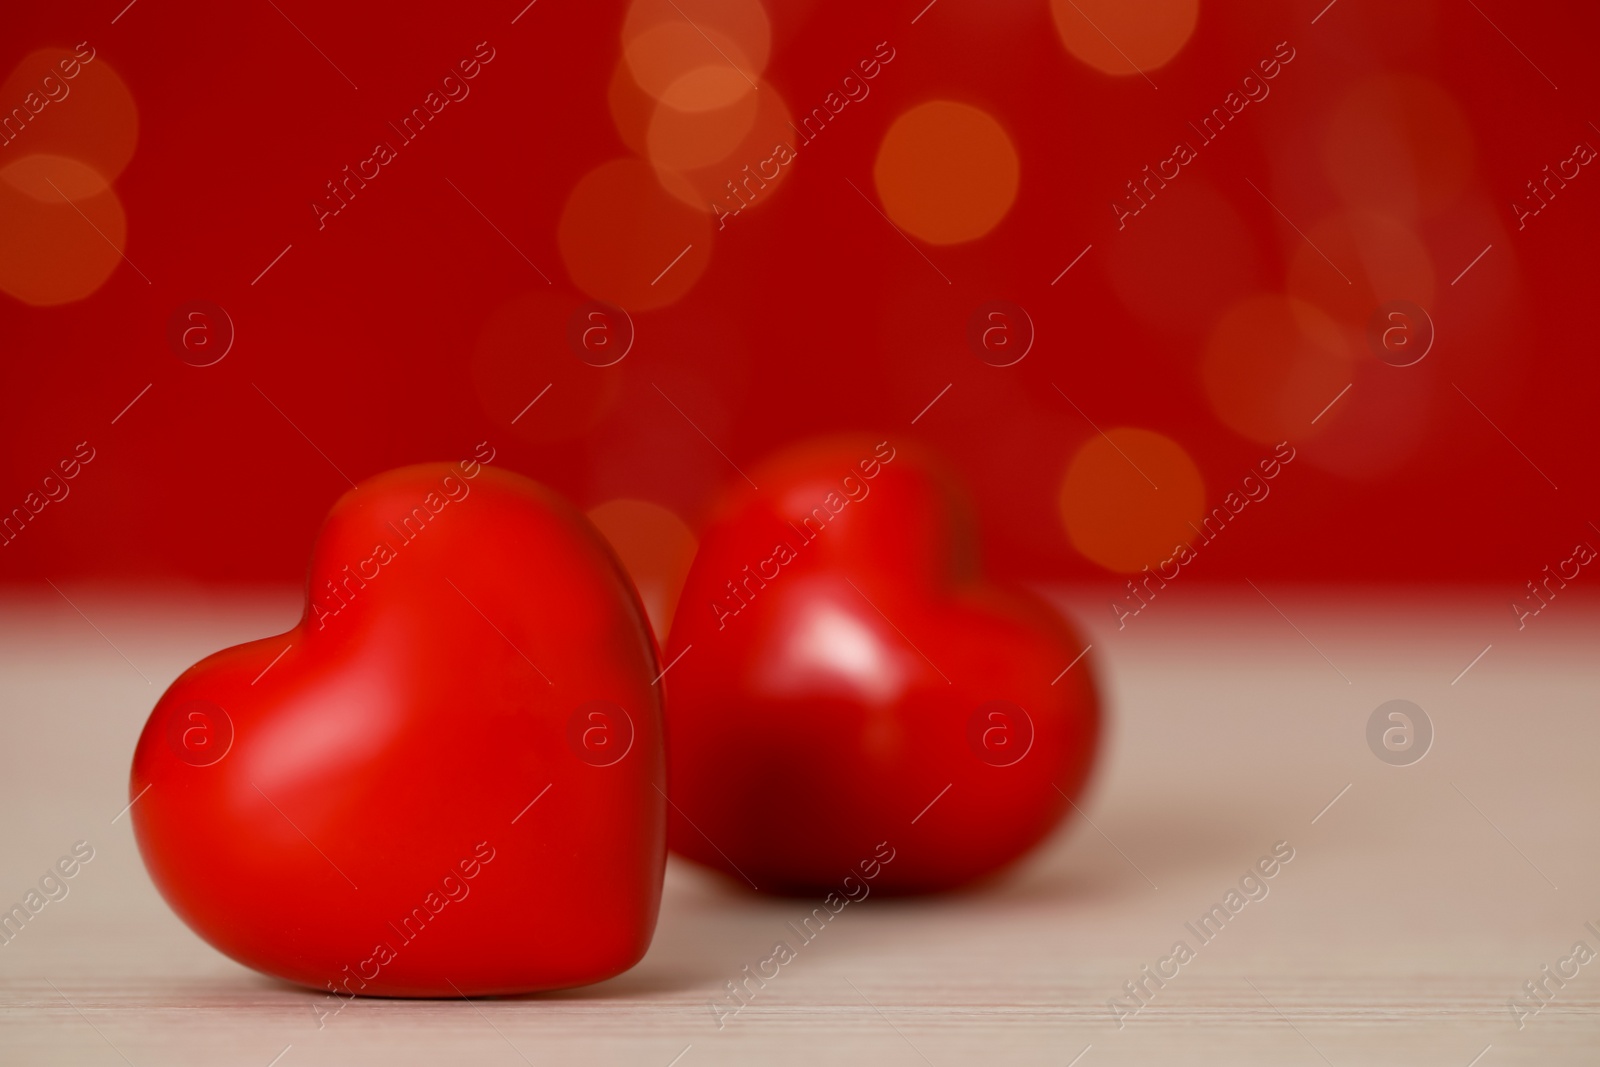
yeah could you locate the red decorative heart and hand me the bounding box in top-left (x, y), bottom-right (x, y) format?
top-left (130, 457), bottom-right (665, 997)
top-left (664, 439), bottom-right (1100, 894)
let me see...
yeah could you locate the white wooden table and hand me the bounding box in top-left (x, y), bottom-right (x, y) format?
top-left (2, 586), bottom-right (1596, 1065)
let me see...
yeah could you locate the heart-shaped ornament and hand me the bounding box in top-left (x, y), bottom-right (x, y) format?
top-left (131, 456), bottom-right (665, 997)
top-left (664, 438), bottom-right (1100, 895)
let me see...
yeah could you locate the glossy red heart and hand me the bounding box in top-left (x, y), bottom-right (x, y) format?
top-left (130, 456), bottom-right (665, 997)
top-left (664, 438), bottom-right (1100, 894)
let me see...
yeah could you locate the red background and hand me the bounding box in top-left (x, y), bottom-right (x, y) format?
top-left (1, 0), bottom-right (1595, 587)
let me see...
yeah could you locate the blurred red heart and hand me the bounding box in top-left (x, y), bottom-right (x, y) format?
top-left (664, 438), bottom-right (1100, 894)
top-left (130, 458), bottom-right (664, 997)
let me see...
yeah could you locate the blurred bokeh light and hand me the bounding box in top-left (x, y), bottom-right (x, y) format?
top-left (0, 0), bottom-right (1593, 586)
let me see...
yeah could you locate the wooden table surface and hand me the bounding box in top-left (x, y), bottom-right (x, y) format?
top-left (2, 586), bottom-right (1597, 1065)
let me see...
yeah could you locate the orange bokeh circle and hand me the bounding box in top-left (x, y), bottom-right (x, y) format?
top-left (646, 68), bottom-right (760, 172)
top-left (557, 158), bottom-right (713, 311)
top-left (1060, 427), bottom-right (1207, 573)
top-left (1323, 73), bottom-right (1474, 221)
top-left (622, 0), bottom-right (771, 96)
top-left (1286, 211), bottom-right (1435, 335)
top-left (1201, 295), bottom-right (1354, 444)
top-left (0, 47), bottom-right (138, 184)
top-left (1050, 0), bottom-right (1198, 78)
top-left (654, 80), bottom-right (794, 216)
top-left (624, 22), bottom-right (760, 107)
top-left (0, 154), bottom-right (127, 306)
top-left (608, 57), bottom-right (655, 158)
top-left (873, 101), bottom-right (1019, 245)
